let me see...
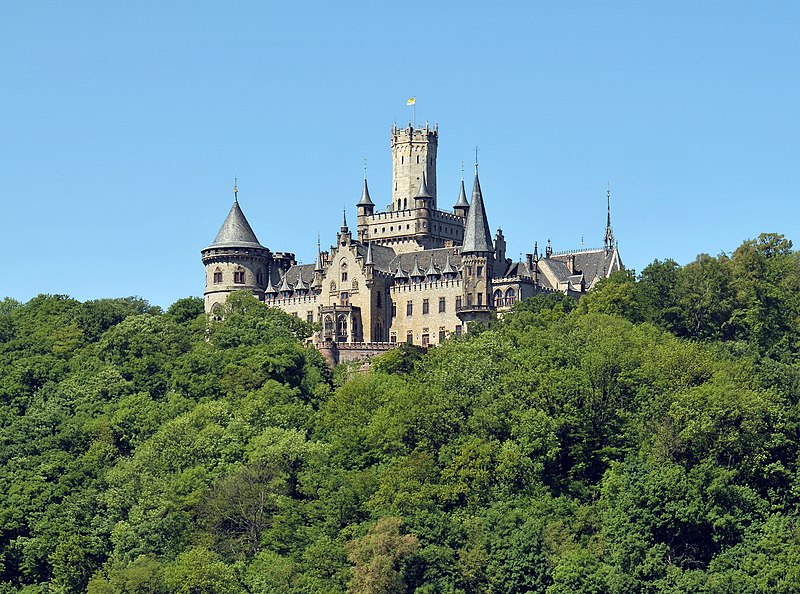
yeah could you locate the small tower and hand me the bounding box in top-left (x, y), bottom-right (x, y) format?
top-left (356, 175), bottom-right (375, 243)
top-left (604, 184), bottom-right (615, 252)
top-left (391, 123), bottom-right (438, 211)
top-left (457, 163), bottom-right (495, 330)
top-left (201, 182), bottom-right (271, 313)
top-left (453, 178), bottom-right (470, 219)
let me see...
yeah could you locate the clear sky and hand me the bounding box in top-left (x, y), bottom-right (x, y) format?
top-left (1, 1), bottom-right (797, 308)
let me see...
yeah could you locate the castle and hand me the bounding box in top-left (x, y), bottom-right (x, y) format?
top-left (202, 122), bottom-right (622, 360)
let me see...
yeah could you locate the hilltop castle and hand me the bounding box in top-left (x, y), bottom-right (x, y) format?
top-left (202, 122), bottom-right (621, 358)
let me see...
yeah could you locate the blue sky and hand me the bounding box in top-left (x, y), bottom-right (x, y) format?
top-left (1, 1), bottom-right (797, 308)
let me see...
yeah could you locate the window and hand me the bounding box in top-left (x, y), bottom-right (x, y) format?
top-left (233, 269), bottom-right (245, 284)
top-left (213, 268), bottom-right (222, 284)
top-left (439, 327), bottom-right (446, 343)
top-left (392, 301), bottom-right (397, 317)
top-left (341, 271), bottom-right (348, 282)
top-left (467, 293), bottom-right (473, 306)
top-left (466, 266), bottom-right (472, 276)
top-left (505, 288), bottom-right (517, 306)
top-left (406, 300), bottom-right (413, 316)
top-left (377, 292), bottom-right (382, 308)
top-left (307, 311), bottom-right (314, 323)
top-left (416, 155), bottom-right (420, 164)
top-left (351, 280), bottom-right (358, 291)
top-left (324, 316), bottom-right (333, 335)
top-left (257, 271), bottom-right (263, 284)
top-left (337, 315), bottom-right (348, 340)
top-left (406, 331), bottom-right (413, 344)
top-left (494, 289), bottom-right (503, 307)
top-left (422, 299), bottom-right (429, 314)
top-left (422, 333), bottom-right (429, 347)
top-left (477, 266), bottom-right (483, 277)
top-left (455, 296), bottom-right (462, 309)
top-left (340, 292), bottom-right (349, 306)
top-left (375, 323), bottom-right (383, 340)
top-left (390, 332), bottom-right (397, 343)
top-left (439, 297), bottom-right (446, 313)
top-left (477, 293), bottom-right (483, 306)
top-left (455, 325), bottom-right (462, 337)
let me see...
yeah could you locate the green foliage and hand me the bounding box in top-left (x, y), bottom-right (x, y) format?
top-left (2, 235), bottom-right (800, 592)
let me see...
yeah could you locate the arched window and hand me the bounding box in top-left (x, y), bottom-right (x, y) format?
top-left (337, 315), bottom-right (348, 340)
top-left (213, 267), bottom-right (222, 284)
top-left (403, 198), bottom-right (407, 209)
top-left (330, 280), bottom-right (337, 292)
top-left (256, 270), bottom-right (263, 285)
top-left (341, 262), bottom-right (348, 282)
top-left (505, 288), bottom-right (517, 306)
top-left (233, 267), bottom-right (245, 284)
top-left (351, 279), bottom-right (358, 291)
top-left (494, 290), bottom-right (504, 307)
top-left (210, 302), bottom-right (222, 322)
top-left (324, 315), bottom-right (333, 336)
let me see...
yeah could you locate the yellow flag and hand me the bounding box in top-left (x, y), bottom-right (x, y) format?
top-left (407, 97), bottom-right (416, 106)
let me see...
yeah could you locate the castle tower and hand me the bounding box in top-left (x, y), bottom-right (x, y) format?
top-left (391, 123), bottom-right (438, 211)
top-left (457, 165), bottom-right (495, 329)
top-left (201, 185), bottom-right (271, 313)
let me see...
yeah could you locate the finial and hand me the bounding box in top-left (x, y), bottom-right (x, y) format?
top-left (233, 176), bottom-right (238, 202)
top-left (341, 207), bottom-right (348, 230)
top-left (364, 158), bottom-right (367, 179)
top-left (461, 160), bottom-right (464, 181)
top-left (475, 146), bottom-right (479, 173)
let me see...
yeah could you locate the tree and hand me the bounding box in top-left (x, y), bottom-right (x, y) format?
top-left (346, 517), bottom-right (419, 594)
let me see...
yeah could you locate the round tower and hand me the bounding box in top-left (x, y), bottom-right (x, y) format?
top-left (391, 123), bottom-right (438, 210)
top-left (201, 186), bottom-right (271, 313)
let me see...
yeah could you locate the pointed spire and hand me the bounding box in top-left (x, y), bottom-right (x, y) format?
top-left (341, 208), bottom-right (348, 231)
top-left (411, 256), bottom-right (424, 279)
top-left (442, 253), bottom-right (456, 276)
top-left (394, 263), bottom-right (407, 280)
top-left (295, 269), bottom-right (308, 291)
top-left (208, 196), bottom-right (263, 248)
top-left (461, 166), bottom-right (493, 254)
top-left (315, 235), bottom-right (324, 271)
top-left (264, 269), bottom-right (277, 295)
top-left (604, 183), bottom-right (615, 251)
top-left (365, 241), bottom-right (374, 266)
top-left (454, 179), bottom-right (469, 209)
top-left (357, 177), bottom-right (374, 206)
top-left (533, 241), bottom-right (539, 261)
top-left (279, 270), bottom-right (292, 293)
top-left (233, 177), bottom-right (238, 202)
top-left (425, 256), bottom-right (439, 278)
top-left (414, 171), bottom-right (433, 199)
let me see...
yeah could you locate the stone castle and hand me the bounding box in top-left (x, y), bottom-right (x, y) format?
top-left (202, 122), bottom-right (622, 361)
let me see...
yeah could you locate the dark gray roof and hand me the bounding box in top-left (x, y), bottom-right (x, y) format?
top-left (282, 263), bottom-right (316, 288)
top-left (500, 261), bottom-right (531, 278)
top-left (357, 178), bottom-right (374, 206)
top-left (454, 179), bottom-right (469, 208)
top-left (414, 172), bottom-right (433, 199)
top-left (461, 172), bottom-right (493, 253)
top-left (410, 257), bottom-right (424, 277)
top-left (207, 200), bottom-right (264, 249)
top-left (548, 248), bottom-right (619, 285)
top-left (388, 248), bottom-right (463, 279)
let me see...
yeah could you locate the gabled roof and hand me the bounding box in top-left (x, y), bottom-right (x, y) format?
top-left (461, 171), bottom-right (493, 254)
top-left (207, 200), bottom-right (264, 249)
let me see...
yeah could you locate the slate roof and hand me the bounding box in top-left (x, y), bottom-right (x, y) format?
top-left (462, 172), bottom-right (493, 253)
top-left (207, 200), bottom-right (264, 249)
top-left (453, 179), bottom-right (469, 208)
top-left (548, 248), bottom-right (619, 286)
top-left (388, 248), bottom-right (463, 279)
top-left (357, 178), bottom-right (374, 206)
top-left (278, 263), bottom-right (316, 288)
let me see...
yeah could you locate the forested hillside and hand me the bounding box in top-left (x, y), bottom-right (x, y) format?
top-left (1, 233), bottom-right (799, 594)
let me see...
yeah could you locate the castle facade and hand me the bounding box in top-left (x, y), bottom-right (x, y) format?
top-left (201, 123), bottom-right (622, 350)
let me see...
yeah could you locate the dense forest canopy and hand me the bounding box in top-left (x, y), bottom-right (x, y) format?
top-left (1, 233), bottom-right (799, 593)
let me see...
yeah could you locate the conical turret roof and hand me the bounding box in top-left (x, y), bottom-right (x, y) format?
top-left (425, 257), bottom-right (439, 277)
top-left (264, 271), bottom-right (277, 294)
top-left (365, 241), bottom-right (374, 266)
top-left (357, 178), bottom-right (374, 206)
top-left (442, 253), bottom-right (456, 276)
top-left (454, 179), bottom-right (469, 208)
top-left (411, 257), bottom-right (424, 278)
top-left (462, 169), bottom-right (493, 254)
top-left (394, 264), bottom-right (407, 279)
top-left (295, 269), bottom-right (309, 291)
top-left (207, 199), bottom-right (264, 249)
top-left (279, 271), bottom-right (292, 293)
top-left (414, 172), bottom-right (433, 199)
